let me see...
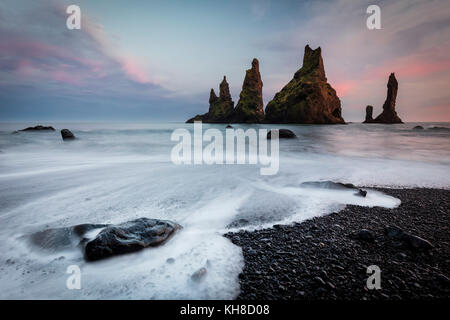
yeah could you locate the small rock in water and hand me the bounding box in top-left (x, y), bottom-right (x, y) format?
top-left (428, 126), bottom-right (450, 131)
top-left (191, 267), bottom-right (207, 282)
top-left (413, 125), bottom-right (424, 130)
top-left (61, 129), bottom-right (75, 141)
top-left (226, 125), bottom-right (233, 128)
top-left (267, 129), bottom-right (296, 139)
top-left (300, 180), bottom-right (367, 197)
top-left (356, 189), bottom-right (367, 197)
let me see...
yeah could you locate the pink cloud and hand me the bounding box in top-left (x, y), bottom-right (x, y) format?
top-left (120, 58), bottom-right (152, 84)
top-left (333, 80), bottom-right (358, 98)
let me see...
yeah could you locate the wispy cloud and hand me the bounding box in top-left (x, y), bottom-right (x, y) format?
top-left (0, 0), bottom-right (166, 100)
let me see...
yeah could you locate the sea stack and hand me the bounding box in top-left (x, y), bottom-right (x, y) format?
top-left (186, 76), bottom-right (234, 123)
top-left (372, 73), bottom-right (403, 124)
top-left (264, 45), bottom-right (345, 124)
top-left (363, 105), bottom-right (374, 123)
top-left (232, 58), bottom-right (264, 123)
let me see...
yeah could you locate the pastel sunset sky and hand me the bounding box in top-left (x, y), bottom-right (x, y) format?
top-left (1, 0), bottom-right (449, 122)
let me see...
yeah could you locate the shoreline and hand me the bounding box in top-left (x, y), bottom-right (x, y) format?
top-left (225, 187), bottom-right (450, 300)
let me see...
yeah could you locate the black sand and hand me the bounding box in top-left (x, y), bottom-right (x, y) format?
top-left (225, 188), bottom-right (450, 300)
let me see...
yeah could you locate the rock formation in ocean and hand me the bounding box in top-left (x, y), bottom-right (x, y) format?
top-left (186, 77), bottom-right (234, 123)
top-left (363, 105), bottom-right (374, 123)
top-left (372, 73), bottom-right (403, 124)
top-left (20, 125), bottom-right (55, 132)
top-left (232, 58), bottom-right (264, 123)
top-left (61, 129), bottom-right (75, 140)
top-left (264, 45), bottom-right (345, 124)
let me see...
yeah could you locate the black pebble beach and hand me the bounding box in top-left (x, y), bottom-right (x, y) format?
top-left (225, 188), bottom-right (450, 300)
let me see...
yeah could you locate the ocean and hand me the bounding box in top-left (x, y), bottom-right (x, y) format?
top-left (0, 122), bottom-right (449, 299)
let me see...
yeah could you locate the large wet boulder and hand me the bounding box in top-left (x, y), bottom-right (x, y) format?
top-left (20, 125), bottom-right (55, 132)
top-left (84, 218), bottom-right (181, 261)
top-left (61, 129), bottom-right (75, 141)
top-left (267, 129), bottom-right (296, 139)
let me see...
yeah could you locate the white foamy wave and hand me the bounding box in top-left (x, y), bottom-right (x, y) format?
top-left (0, 122), bottom-right (448, 299)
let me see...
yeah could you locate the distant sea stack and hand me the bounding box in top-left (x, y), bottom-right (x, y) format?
top-left (186, 76), bottom-right (234, 123)
top-left (372, 73), bottom-right (403, 124)
top-left (20, 125), bottom-right (55, 132)
top-left (363, 105), bottom-right (374, 123)
top-left (232, 58), bottom-right (264, 123)
top-left (264, 45), bottom-right (345, 124)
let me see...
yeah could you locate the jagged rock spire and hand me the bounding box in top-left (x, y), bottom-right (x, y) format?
top-left (373, 73), bottom-right (403, 123)
top-left (232, 58), bottom-right (264, 123)
top-left (219, 76), bottom-right (232, 101)
top-left (294, 45), bottom-right (326, 81)
top-left (209, 88), bottom-right (218, 104)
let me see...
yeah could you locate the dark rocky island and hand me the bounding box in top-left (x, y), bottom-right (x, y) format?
top-left (264, 45), bottom-right (344, 124)
top-left (20, 125), bottom-right (55, 132)
top-left (225, 188), bottom-right (449, 300)
top-left (186, 45), bottom-right (345, 124)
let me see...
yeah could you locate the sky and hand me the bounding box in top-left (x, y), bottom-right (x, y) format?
top-left (0, 0), bottom-right (449, 122)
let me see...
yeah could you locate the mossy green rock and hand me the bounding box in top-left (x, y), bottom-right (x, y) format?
top-left (264, 45), bottom-right (345, 124)
top-left (186, 76), bottom-right (234, 123)
top-left (232, 58), bottom-right (264, 123)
